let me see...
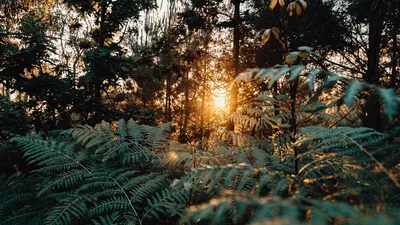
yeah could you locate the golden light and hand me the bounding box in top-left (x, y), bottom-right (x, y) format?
top-left (214, 96), bottom-right (226, 109)
top-left (167, 151), bottom-right (178, 161)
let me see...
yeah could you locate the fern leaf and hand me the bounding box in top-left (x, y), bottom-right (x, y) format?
top-left (88, 197), bottom-right (129, 218)
top-left (45, 195), bottom-right (89, 225)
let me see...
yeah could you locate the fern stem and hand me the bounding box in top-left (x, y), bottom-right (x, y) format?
top-left (329, 105), bottom-right (357, 128)
top-left (56, 150), bottom-right (92, 174)
top-left (105, 172), bottom-right (143, 225)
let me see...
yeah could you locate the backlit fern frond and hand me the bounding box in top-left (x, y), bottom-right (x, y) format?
top-left (296, 126), bottom-right (400, 203)
top-left (142, 189), bottom-right (189, 221)
top-left (66, 119), bottom-right (167, 165)
top-left (181, 192), bottom-right (399, 225)
top-left (297, 127), bottom-right (397, 181)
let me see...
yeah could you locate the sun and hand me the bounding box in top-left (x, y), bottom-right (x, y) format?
top-left (214, 96), bottom-right (226, 109)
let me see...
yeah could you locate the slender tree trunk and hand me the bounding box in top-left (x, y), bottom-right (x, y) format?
top-left (390, 16), bottom-right (398, 88)
top-left (164, 0), bottom-right (175, 123)
top-left (228, 0), bottom-right (241, 131)
top-left (200, 53), bottom-right (207, 138)
top-left (165, 72), bottom-right (172, 122)
top-left (92, 1), bottom-right (107, 123)
top-left (363, 0), bottom-right (385, 131)
top-left (182, 72), bottom-right (190, 139)
top-left (200, 79), bottom-right (205, 137)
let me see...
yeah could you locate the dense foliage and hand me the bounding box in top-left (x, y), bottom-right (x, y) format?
top-left (0, 0), bottom-right (399, 224)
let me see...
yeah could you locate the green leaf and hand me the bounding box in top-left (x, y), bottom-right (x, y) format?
top-left (300, 104), bottom-right (312, 112)
top-left (307, 68), bottom-right (321, 90)
top-left (343, 81), bottom-right (363, 108)
top-left (268, 66), bottom-right (291, 89)
top-left (285, 52), bottom-right (299, 65)
top-left (288, 65), bottom-right (305, 81)
top-left (377, 88), bottom-right (399, 121)
top-left (311, 102), bottom-right (326, 112)
top-left (276, 94), bottom-right (288, 100)
top-left (298, 46), bottom-right (313, 52)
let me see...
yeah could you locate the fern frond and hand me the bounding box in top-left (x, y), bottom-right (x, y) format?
top-left (91, 213), bottom-right (120, 225)
top-left (37, 170), bottom-right (86, 196)
top-left (13, 137), bottom-right (91, 174)
top-left (140, 123), bottom-right (171, 149)
top-left (296, 126), bottom-right (399, 187)
top-left (142, 189), bottom-right (189, 221)
top-left (88, 196), bottom-right (130, 218)
top-left (129, 174), bottom-right (168, 203)
top-left (0, 193), bottom-right (35, 218)
top-left (44, 194), bottom-right (89, 225)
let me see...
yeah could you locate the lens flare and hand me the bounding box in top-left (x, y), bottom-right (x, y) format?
top-left (214, 96), bottom-right (226, 109)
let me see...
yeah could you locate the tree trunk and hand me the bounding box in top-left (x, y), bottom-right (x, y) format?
top-left (164, 0), bottom-right (175, 123)
top-left (363, 0), bottom-right (385, 131)
top-left (93, 1), bottom-right (107, 123)
top-left (165, 72), bottom-right (172, 122)
top-left (390, 15), bottom-right (398, 88)
top-left (181, 71), bottom-right (190, 141)
top-left (227, 0), bottom-right (241, 131)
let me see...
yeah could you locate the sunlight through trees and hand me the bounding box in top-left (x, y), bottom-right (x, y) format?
top-left (0, 0), bottom-right (399, 224)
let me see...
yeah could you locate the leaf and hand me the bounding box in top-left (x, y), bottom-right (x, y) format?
top-left (299, 51), bottom-right (310, 59)
top-left (271, 27), bottom-right (281, 40)
top-left (311, 102), bottom-right (327, 111)
top-left (299, 0), bottom-right (307, 10)
top-left (377, 88), bottom-right (399, 121)
top-left (326, 74), bottom-right (344, 84)
top-left (298, 46), bottom-right (313, 52)
top-left (296, 3), bottom-right (302, 15)
top-left (236, 69), bottom-right (257, 81)
top-left (268, 66), bottom-right (291, 89)
top-left (300, 104), bottom-right (312, 112)
top-left (261, 68), bottom-right (277, 79)
top-left (254, 29), bottom-right (265, 44)
top-left (270, 0), bottom-right (278, 9)
top-left (285, 52), bottom-right (299, 65)
top-left (276, 94), bottom-right (288, 100)
top-left (262, 29), bottom-right (271, 44)
top-left (287, 2), bottom-right (296, 16)
top-left (288, 65), bottom-right (305, 81)
top-left (307, 68), bottom-right (321, 90)
top-left (343, 81), bottom-right (363, 108)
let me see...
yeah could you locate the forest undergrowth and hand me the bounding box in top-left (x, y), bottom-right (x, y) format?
top-left (1, 50), bottom-right (400, 225)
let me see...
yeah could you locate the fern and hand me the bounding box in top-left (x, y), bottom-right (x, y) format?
top-left (45, 194), bottom-right (90, 225)
top-left (2, 119), bottom-right (184, 225)
top-left (3, 110), bottom-right (399, 225)
top-left (88, 197), bottom-right (130, 218)
top-left (296, 126), bottom-right (399, 187)
top-left (142, 189), bottom-right (189, 220)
